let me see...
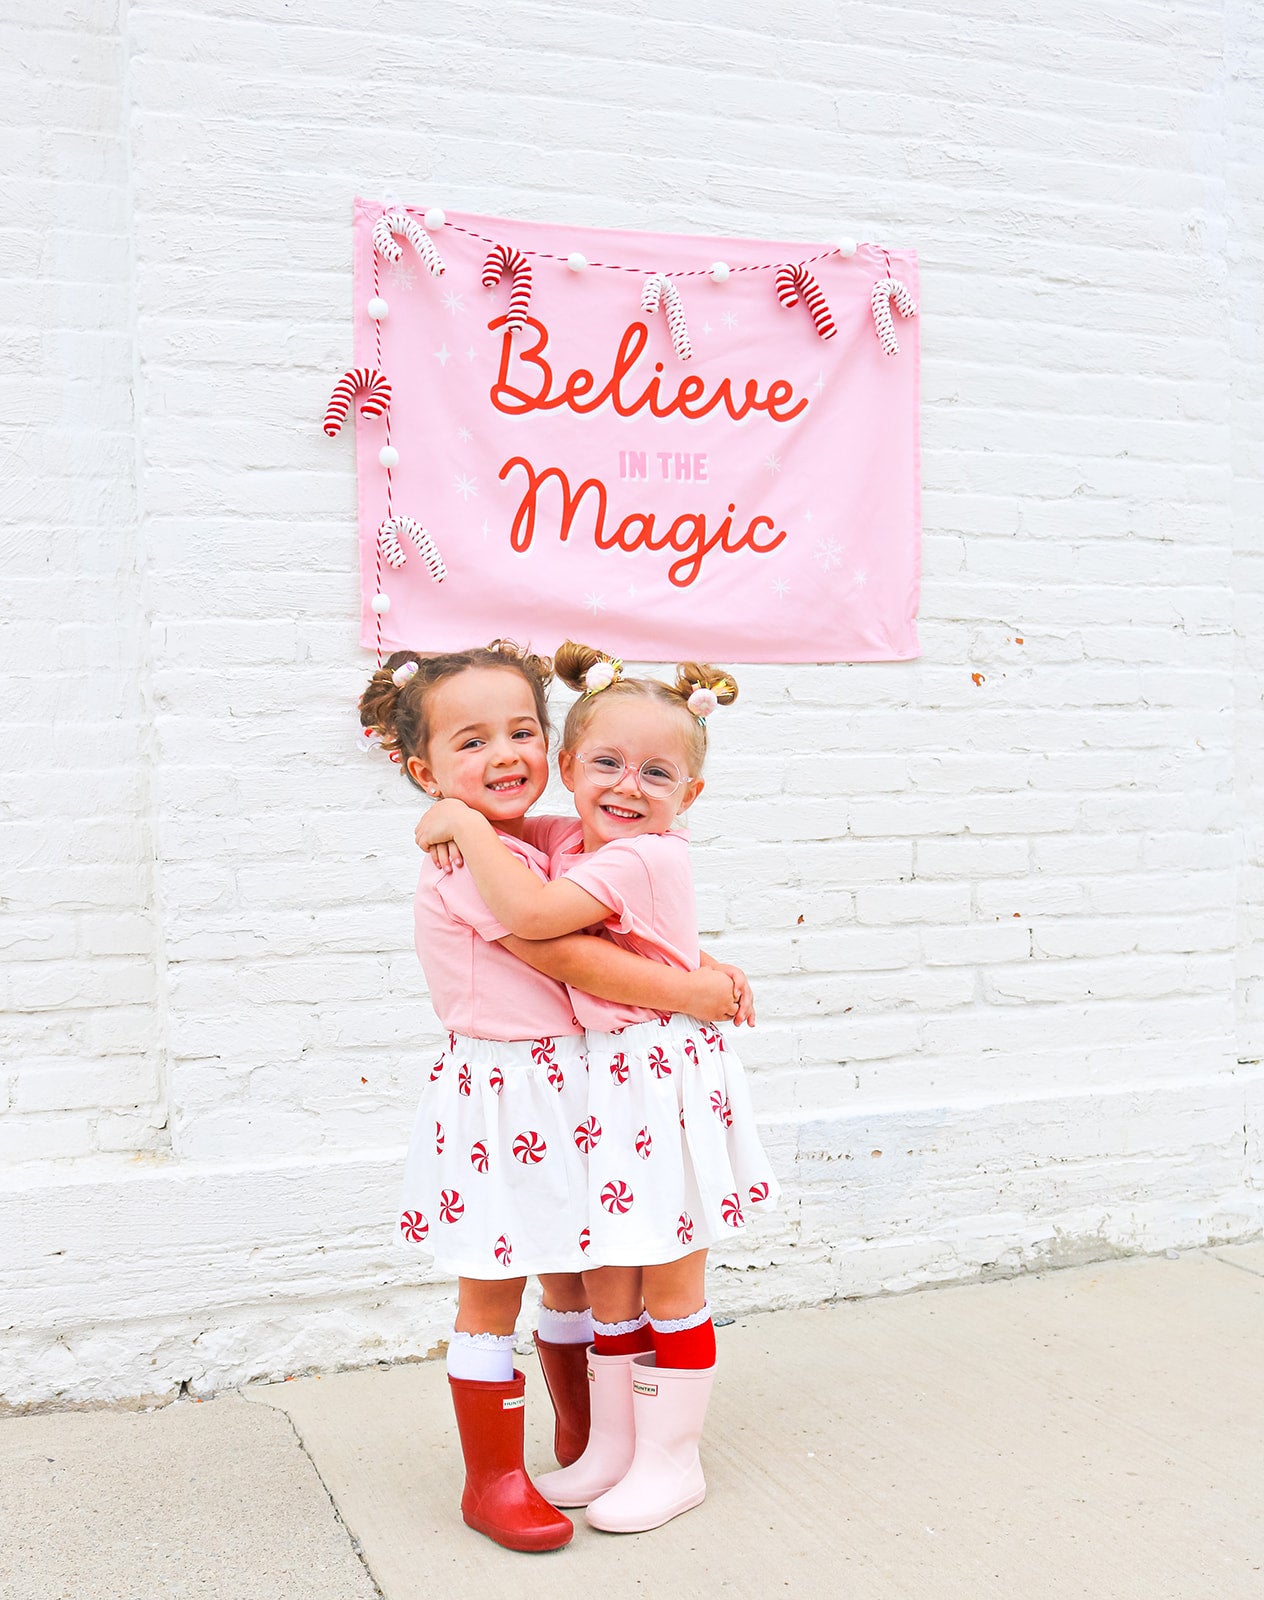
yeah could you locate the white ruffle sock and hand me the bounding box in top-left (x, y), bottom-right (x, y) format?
top-left (446, 1330), bottom-right (516, 1383)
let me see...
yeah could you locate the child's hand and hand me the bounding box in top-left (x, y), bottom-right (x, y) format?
top-left (685, 964), bottom-right (740, 1023)
top-left (415, 800), bottom-right (472, 872)
top-left (714, 962), bottom-right (756, 1026)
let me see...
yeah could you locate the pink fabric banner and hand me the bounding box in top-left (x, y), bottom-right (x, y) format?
top-left (347, 202), bottom-right (920, 663)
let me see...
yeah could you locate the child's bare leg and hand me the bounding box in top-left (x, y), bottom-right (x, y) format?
top-left (537, 1271), bottom-right (589, 1313)
top-left (455, 1275), bottom-right (526, 1335)
top-left (584, 1264), bottom-right (652, 1354)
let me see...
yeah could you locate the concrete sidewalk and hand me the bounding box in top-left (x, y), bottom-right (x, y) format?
top-left (2, 1247), bottom-right (1261, 1600)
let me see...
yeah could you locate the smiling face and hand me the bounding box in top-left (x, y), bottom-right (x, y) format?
top-left (406, 666), bottom-right (550, 835)
top-left (560, 696), bottom-right (704, 851)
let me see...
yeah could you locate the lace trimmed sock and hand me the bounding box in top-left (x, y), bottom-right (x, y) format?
top-left (592, 1309), bottom-right (654, 1356)
top-left (446, 1329), bottom-right (517, 1383)
top-left (536, 1305), bottom-right (594, 1345)
top-left (649, 1302), bottom-right (716, 1369)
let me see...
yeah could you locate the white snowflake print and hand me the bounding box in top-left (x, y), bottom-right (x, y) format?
top-left (814, 538), bottom-right (844, 573)
top-left (441, 290), bottom-right (465, 316)
top-left (434, 343), bottom-right (452, 366)
top-left (772, 577), bottom-right (791, 599)
top-left (584, 592), bottom-right (606, 615)
top-left (764, 453), bottom-right (782, 476)
top-left (853, 568), bottom-right (869, 588)
top-left (454, 472), bottom-right (478, 502)
top-left (385, 260), bottom-right (417, 291)
top-left (457, 426), bottom-right (473, 443)
top-left (721, 311), bottom-right (739, 331)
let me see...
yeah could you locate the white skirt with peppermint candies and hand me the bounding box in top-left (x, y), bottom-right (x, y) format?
top-left (581, 1013), bottom-right (780, 1267)
top-left (396, 1032), bottom-right (590, 1279)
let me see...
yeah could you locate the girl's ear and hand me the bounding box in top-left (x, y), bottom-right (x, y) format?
top-left (676, 776), bottom-right (705, 816)
top-left (557, 746), bottom-right (578, 794)
top-left (406, 754), bottom-right (441, 797)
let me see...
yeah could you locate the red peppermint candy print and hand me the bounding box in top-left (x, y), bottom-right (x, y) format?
top-left (679, 1106), bottom-right (686, 1129)
top-left (683, 1038), bottom-right (699, 1066)
top-left (488, 1065), bottom-right (504, 1095)
top-left (579, 1227), bottom-right (591, 1255)
top-left (721, 1192), bottom-right (744, 1227)
top-left (573, 1116), bottom-right (602, 1153)
top-left (748, 1180), bottom-right (771, 1204)
top-left (608, 1052), bottom-right (630, 1084)
top-left (600, 1179), bottom-right (634, 1214)
top-left (648, 1046), bottom-right (671, 1079)
top-left (458, 1062), bottom-right (472, 1098)
top-left (494, 1235), bottom-right (512, 1267)
top-left (710, 1091), bottom-right (733, 1127)
top-left (470, 1140), bottom-right (489, 1174)
top-left (547, 1059), bottom-right (565, 1091)
top-left (513, 1130), bottom-right (547, 1164)
top-left (698, 1022), bottom-right (723, 1049)
top-left (399, 1211), bottom-right (429, 1243)
top-left (429, 1056), bottom-right (445, 1081)
top-left (447, 1030), bottom-right (457, 1052)
top-left (635, 1125), bottom-right (653, 1160)
top-left (657, 1013), bottom-right (671, 1027)
top-left (530, 1037), bottom-right (556, 1065)
top-left (439, 1189), bottom-right (464, 1223)
top-left (434, 1121), bottom-right (445, 1154)
top-left (676, 1212), bottom-right (694, 1245)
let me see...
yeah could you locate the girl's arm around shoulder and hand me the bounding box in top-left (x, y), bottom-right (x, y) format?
top-left (417, 799), bottom-right (612, 940)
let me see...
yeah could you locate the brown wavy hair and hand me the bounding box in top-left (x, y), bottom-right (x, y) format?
top-left (359, 640), bottom-right (554, 791)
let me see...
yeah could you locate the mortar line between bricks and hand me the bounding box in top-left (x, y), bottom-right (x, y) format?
top-left (271, 1404), bottom-right (386, 1600)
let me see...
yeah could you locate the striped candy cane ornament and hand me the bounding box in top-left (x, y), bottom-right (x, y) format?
top-left (640, 273), bottom-right (692, 361)
top-left (774, 263), bottom-right (837, 340)
top-left (324, 368), bottom-right (391, 436)
top-left (871, 278), bottom-right (918, 355)
top-left (481, 244), bottom-right (533, 333)
top-left (377, 516), bottom-right (447, 583)
top-left (372, 210), bottom-right (445, 276)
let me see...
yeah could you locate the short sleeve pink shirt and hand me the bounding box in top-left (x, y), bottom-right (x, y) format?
top-left (413, 830), bottom-right (581, 1042)
top-left (550, 826), bottom-right (701, 1031)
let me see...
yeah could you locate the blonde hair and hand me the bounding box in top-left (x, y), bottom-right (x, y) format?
top-left (359, 640), bottom-right (553, 791)
top-left (553, 639), bottom-right (737, 775)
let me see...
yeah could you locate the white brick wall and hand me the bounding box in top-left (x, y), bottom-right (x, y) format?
top-left (2, 0), bottom-right (1261, 1407)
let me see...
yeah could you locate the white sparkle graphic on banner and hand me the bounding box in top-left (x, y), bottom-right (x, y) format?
top-left (814, 538), bottom-right (843, 572)
top-left (385, 260), bottom-right (417, 291)
top-left (457, 426), bottom-right (473, 443)
top-left (721, 311), bottom-right (739, 331)
top-left (853, 569), bottom-right (869, 588)
top-left (454, 472), bottom-right (478, 501)
top-left (434, 343), bottom-right (452, 366)
top-left (466, 346), bottom-right (477, 361)
top-left (584, 592), bottom-right (606, 614)
top-left (764, 453), bottom-right (782, 476)
top-left (442, 290), bottom-right (466, 316)
top-left (772, 577), bottom-right (790, 598)
top-left (480, 518), bottom-right (491, 541)
top-left (813, 371), bottom-right (826, 395)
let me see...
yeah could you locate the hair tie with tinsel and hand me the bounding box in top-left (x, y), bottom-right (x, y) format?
top-left (583, 658), bottom-right (623, 696)
top-left (391, 660), bottom-right (420, 688)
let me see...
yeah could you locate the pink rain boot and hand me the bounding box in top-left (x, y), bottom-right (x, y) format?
top-left (534, 1349), bottom-right (637, 1508)
top-left (585, 1353), bottom-right (714, 1533)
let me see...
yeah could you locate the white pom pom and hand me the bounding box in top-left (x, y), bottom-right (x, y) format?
top-left (371, 592), bottom-right (391, 614)
top-left (424, 207), bottom-right (446, 229)
top-left (567, 252), bottom-right (588, 273)
top-left (837, 237), bottom-right (858, 258)
top-left (367, 296), bottom-right (389, 319)
top-left (379, 444), bottom-right (399, 468)
top-left (687, 687), bottom-right (719, 719)
top-left (584, 660), bottom-right (616, 693)
top-left (710, 261), bottom-right (730, 282)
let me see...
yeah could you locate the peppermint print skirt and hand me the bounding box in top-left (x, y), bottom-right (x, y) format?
top-left (396, 1032), bottom-right (590, 1279)
top-left (582, 1014), bottom-right (780, 1267)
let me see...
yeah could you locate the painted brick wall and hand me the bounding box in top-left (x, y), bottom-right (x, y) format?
top-left (2, 0), bottom-right (1261, 1407)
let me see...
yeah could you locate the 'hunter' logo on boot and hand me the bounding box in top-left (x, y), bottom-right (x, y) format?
top-left (502, 1395), bottom-right (526, 1409)
top-left (632, 1380), bottom-right (659, 1397)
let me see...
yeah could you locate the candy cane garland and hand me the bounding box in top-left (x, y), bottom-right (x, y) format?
top-left (640, 273), bottom-right (692, 362)
top-left (481, 244), bottom-right (533, 333)
top-left (377, 516), bottom-right (446, 583)
top-left (871, 277), bottom-right (918, 355)
top-left (774, 263), bottom-right (837, 340)
top-left (372, 210), bottom-right (445, 276)
top-left (324, 368), bottom-right (391, 437)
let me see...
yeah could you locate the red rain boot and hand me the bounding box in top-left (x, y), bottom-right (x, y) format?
top-left (533, 1334), bottom-right (592, 1467)
top-left (448, 1370), bottom-right (574, 1552)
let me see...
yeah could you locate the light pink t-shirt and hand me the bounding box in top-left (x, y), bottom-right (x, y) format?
top-left (413, 829), bottom-right (581, 1042)
top-left (544, 822), bottom-right (701, 1032)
